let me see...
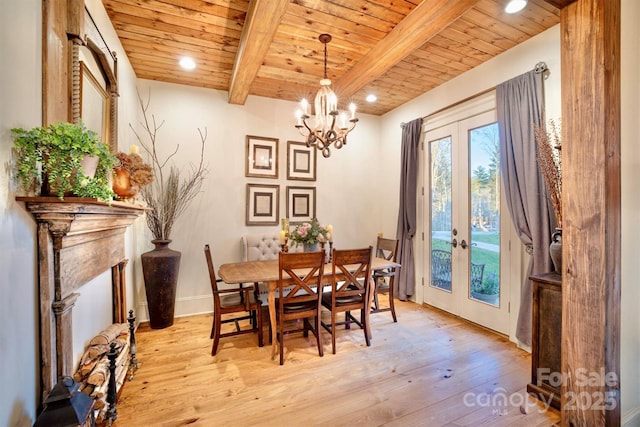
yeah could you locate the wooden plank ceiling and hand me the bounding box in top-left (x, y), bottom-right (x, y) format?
top-left (102, 0), bottom-right (560, 116)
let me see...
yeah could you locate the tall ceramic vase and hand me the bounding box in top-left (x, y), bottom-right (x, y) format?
top-left (549, 228), bottom-right (562, 273)
top-left (141, 239), bottom-right (181, 329)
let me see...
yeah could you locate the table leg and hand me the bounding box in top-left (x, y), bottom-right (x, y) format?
top-left (268, 281), bottom-right (278, 360)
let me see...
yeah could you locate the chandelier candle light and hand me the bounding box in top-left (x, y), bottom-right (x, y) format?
top-left (295, 34), bottom-right (358, 158)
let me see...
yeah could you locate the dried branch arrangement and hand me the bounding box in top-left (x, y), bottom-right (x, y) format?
top-left (131, 92), bottom-right (208, 240)
top-left (534, 119), bottom-right (562, 227)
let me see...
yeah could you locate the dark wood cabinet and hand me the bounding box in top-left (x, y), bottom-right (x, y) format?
top-left (527, 272), bottom-right (562, 410)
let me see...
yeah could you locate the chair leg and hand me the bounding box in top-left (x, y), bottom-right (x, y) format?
top-left (362, 308), bottom-right (371, 347)
top-left (315, 314), bottom-right (323, 357)
top-left (372, 281), bottom-right (380, 311)
top-left (388, 277), bottom-right (398, 323)
top-left (211, 314), bottom-right (221, 356)
top-left (210, 315), bottom-right (215, 339)
top-left (331, 311), bottom-right (337, 354)
top-left (256, 309), bottom-right (264, 347)
top-left (279, 323), bottom-right (285, 365)
top-left (303, 318), bottom-right (310, 338)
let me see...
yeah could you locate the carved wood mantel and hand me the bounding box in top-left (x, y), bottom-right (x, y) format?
top-left (17, 197), bottom-right (145, 400)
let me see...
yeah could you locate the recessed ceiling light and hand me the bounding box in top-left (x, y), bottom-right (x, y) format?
top-left (179, 57), bottom-right (196, 70)
top-left (505, 0), bottom-right (527, 14)
top-left (366, 94), bottom-right (377, 103)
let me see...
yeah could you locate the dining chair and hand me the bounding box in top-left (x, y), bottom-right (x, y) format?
top-left (371, 236), bottom-right (399, 322)
top-left (204, 244), bottom-right (263, 356)
top-left (275, 251), bottom-right (325, 365)
top-left (321, 246), bottom-right (373, 354)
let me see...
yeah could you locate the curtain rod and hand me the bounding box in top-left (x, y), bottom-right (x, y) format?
top-left (400, 61), bottom-right (549, 128)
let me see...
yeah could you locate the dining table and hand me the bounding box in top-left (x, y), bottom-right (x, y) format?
top-left (218, 256), bottom-right (400, 359)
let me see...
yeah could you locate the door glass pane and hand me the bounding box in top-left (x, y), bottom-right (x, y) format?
top-left (430, 136), bottom-right (452, 291)
top-left (469, 123), bottom-right (500, 306)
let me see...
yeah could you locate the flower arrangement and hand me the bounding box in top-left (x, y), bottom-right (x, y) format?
top-left (114, 146), bottom-right (154, 188)
top-left (534, 119), bottom-right (562, 227)
top-left (288, 218), bottom-right (331, 246)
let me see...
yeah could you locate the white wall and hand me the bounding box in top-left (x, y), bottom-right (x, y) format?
top-left (0, 0), bottom-right (42, 424)
top-left (621, 0), bottom-right (640, 423)
top-left (131, 80), bottom-right (383, 318)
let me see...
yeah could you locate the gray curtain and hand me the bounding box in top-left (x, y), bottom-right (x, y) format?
top-left (497, 70), bottom-right (554, 346)
top-left (395, 118), bottom-right (423, 300)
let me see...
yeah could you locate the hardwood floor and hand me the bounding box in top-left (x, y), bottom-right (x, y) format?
top-left (115, 300), bottom-right (559, 426)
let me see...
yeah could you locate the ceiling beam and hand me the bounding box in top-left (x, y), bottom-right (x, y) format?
top-left (332, 0), bottom-right (480, 99)
top-left (228, 0), bottom-right (288, 105)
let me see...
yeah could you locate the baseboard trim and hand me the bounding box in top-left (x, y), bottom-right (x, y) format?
top-left (136, 295), bottom-right (212, 323)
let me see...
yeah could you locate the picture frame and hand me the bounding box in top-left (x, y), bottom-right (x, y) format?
top-left (286, 186), bottom-right (316, 223)
top-left (246, 135), bottom-right (278, 178)
top-left (246, 184), bottom-right (279, 226)
top-left (287, 141), bottom-right (317, 181)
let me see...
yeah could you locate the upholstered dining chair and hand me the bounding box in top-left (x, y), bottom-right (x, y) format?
top-left (371, 236), bottom-right (399, 322)
top-left (321, 246), bottom-right (373, 354)
top-left (204, 244), bottom-right (263, 356)
top-left (275, 251), bottom-right (325, 365)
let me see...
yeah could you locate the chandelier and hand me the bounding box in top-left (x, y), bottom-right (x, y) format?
top-left (295, 34), bottom-right (358, 158)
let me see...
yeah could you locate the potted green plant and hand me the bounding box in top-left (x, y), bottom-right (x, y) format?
top-left (471, 272), bottom-right (499, 304)
top-left (12, 121), bottom-right (117, 200)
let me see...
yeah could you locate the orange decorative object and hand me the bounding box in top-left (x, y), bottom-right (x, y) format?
top-left (112, 168), bottom-right (139, 199)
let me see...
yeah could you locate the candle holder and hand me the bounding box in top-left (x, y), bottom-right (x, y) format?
top-left (328, 241), bottom-right (333, 263)
top-left (280, 238), bottom-right (289, 253)
top-left (320, 241), bottom-right (328, 263)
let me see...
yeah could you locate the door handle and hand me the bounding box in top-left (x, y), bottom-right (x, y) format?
top-left (460, 239), bottom-right (468, 249)
top-left (451, 238), bottom-right (458, 248)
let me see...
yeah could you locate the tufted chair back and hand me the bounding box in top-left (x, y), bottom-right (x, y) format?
top-left (241, 233), bottom-right (302, 262)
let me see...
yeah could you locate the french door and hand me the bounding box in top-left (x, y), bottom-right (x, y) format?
top-left (423, 98), bottom-right (510, 334)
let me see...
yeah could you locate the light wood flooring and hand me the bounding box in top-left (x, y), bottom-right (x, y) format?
top-left (115, 299), bottom-right (560, 426)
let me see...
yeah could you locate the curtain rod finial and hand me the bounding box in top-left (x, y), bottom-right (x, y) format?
top-left (534, 61), bottom-right (548, 74)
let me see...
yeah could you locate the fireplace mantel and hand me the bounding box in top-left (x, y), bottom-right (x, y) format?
top-left (17, 197), bottom-right (145, 400)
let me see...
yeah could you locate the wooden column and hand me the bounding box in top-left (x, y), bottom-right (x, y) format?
top-left (560, 0), bottom-right (621, 425)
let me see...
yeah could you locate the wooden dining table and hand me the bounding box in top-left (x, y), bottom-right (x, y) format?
top-left (218, 256), bottom-right (400, 359)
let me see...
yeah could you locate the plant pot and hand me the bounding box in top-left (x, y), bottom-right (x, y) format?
top-left (471, 291), bottom-right (499, 304)
top-left (43, 154), bottom-right (99, 197)
top-left (549, 228), bottom-right (562, 273)
top-left (112, 168), bottom-right (139, 199)
top-left (141, 239), bottom-right (181, 329)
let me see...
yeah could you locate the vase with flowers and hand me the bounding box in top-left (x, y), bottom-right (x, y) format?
top-left (535, 119), bottom-right (562, 273)
top-left (112, 145), bottom-right (154, 199)
top-left (288, 218), bottom-right (331, 252)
